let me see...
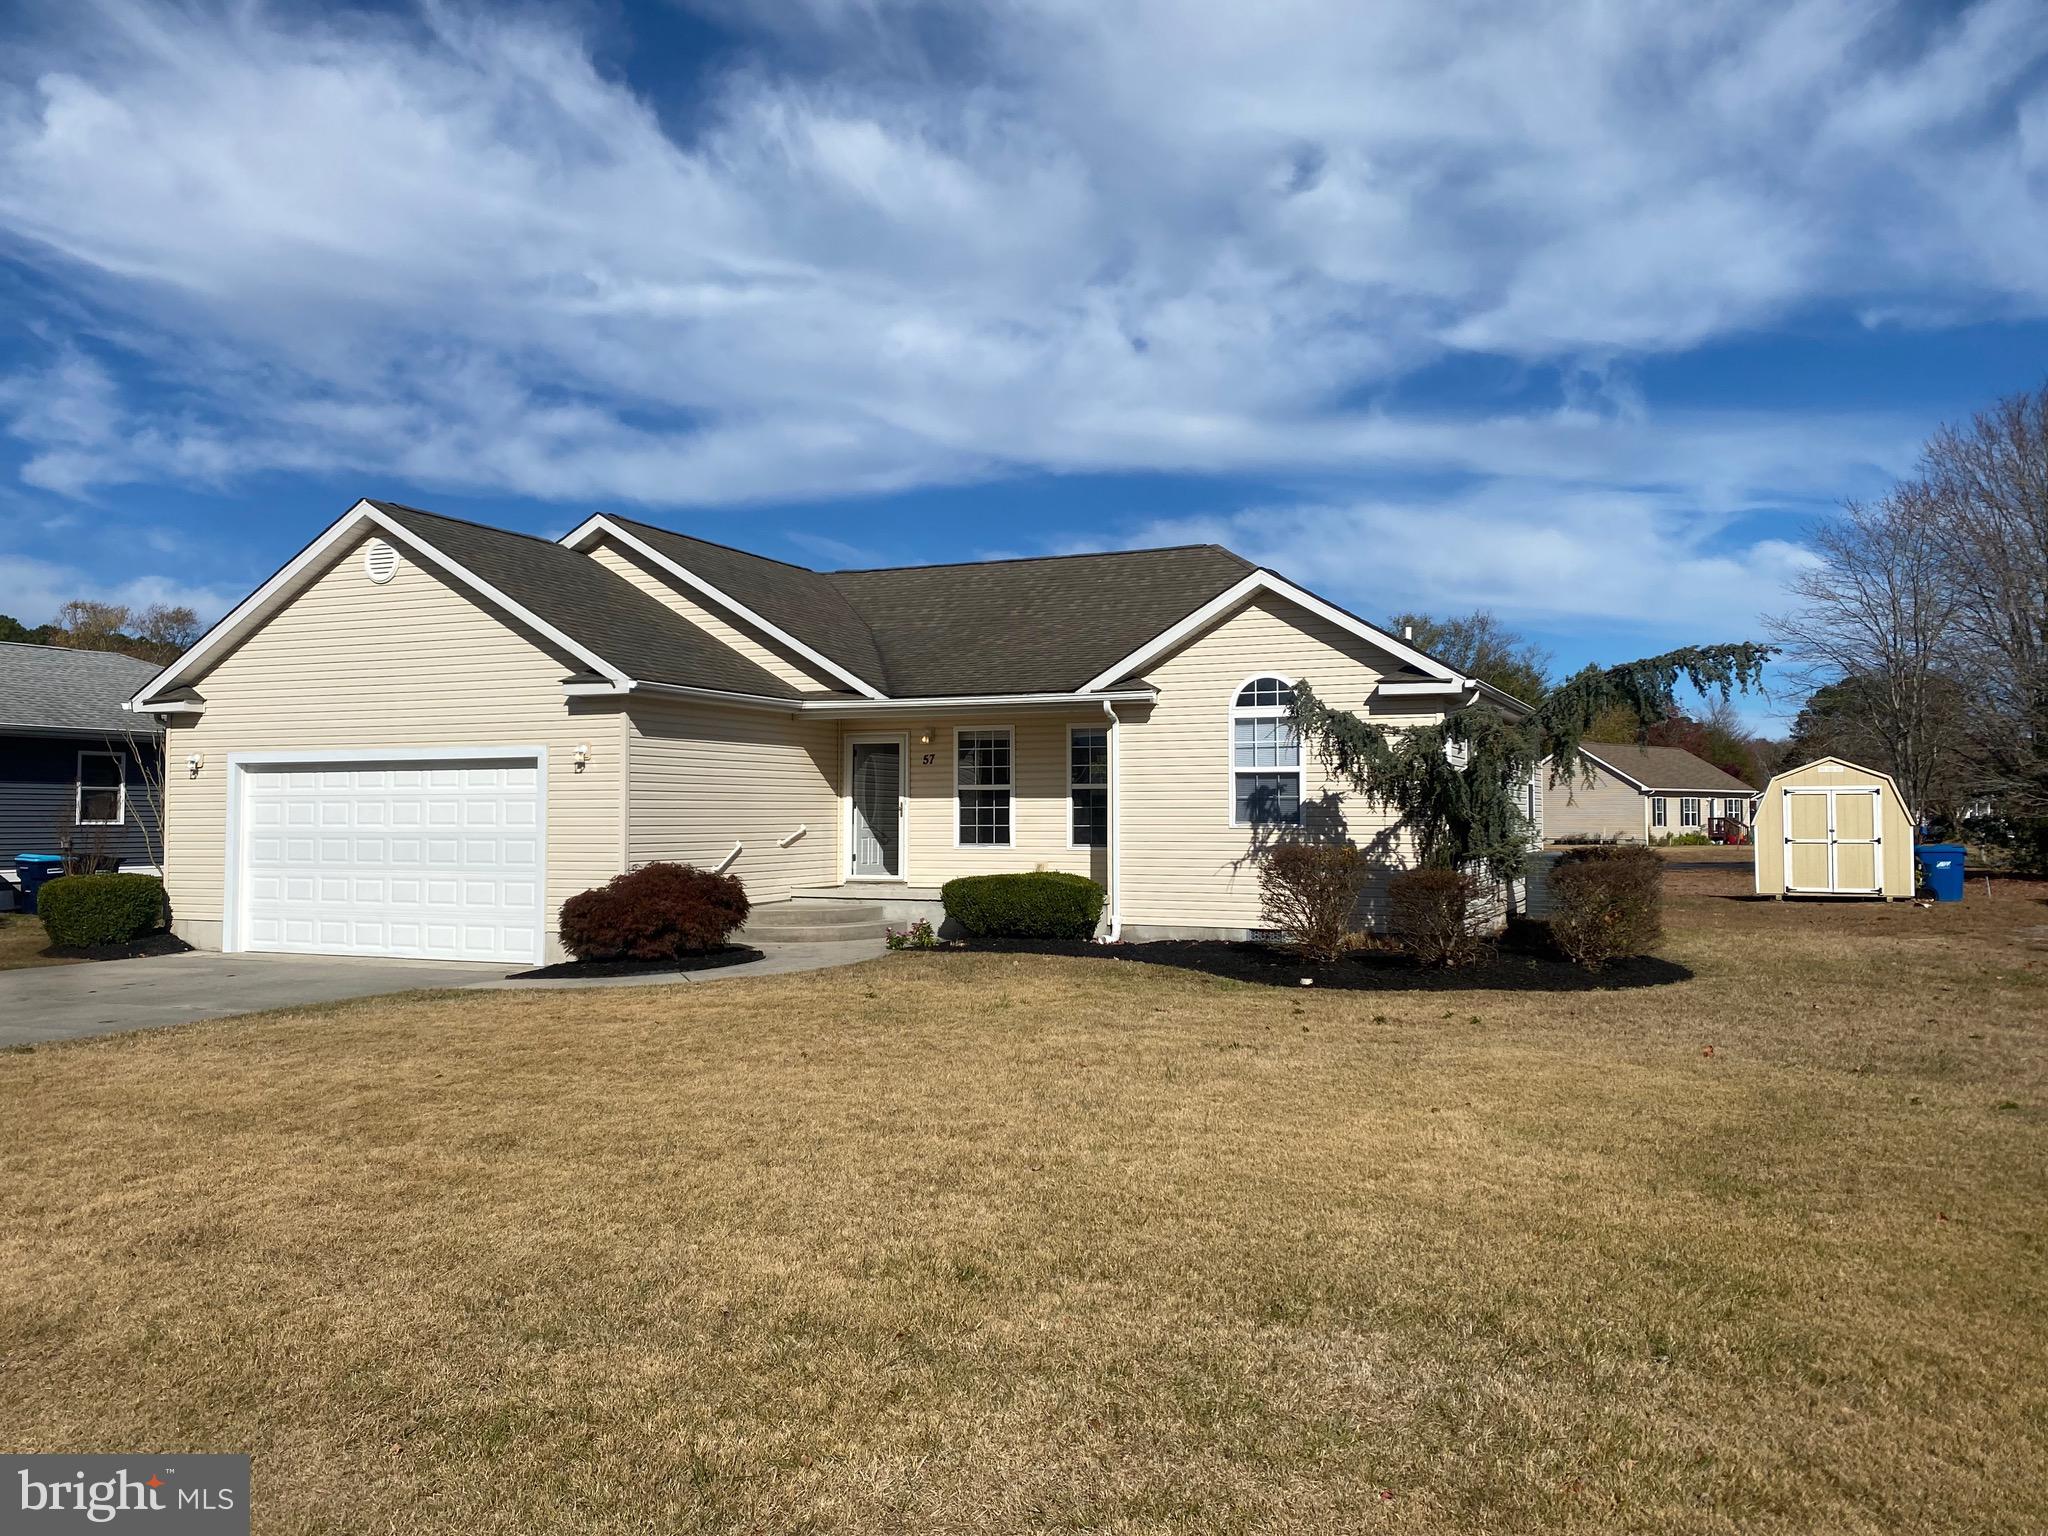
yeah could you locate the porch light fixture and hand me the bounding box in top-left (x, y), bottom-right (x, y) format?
top-left (573, 743), bottom-right (589, 773)
top-left (186, 751), bottom-right (204, 776)
top-left (919, 729), bottom-right (932, 746)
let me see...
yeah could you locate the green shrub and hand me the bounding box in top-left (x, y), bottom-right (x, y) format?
top-left (1548, 846), bottom-right (1664, 969)
top-left (941, 871), bottom-right (1105, 941)
top-left (1258, 840), bottom-right (1372, 963)
top-left (558, 862), bottom-right (750, 961)
top-left (1387, 867), bottom-right (1487, 968)
top-left (1651, 831), bottom-right (1712, 847)
top-left (37, 873), bottom-right (167, 948)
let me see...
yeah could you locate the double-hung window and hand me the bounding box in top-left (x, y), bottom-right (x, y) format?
top-left (956, 729), bottom-right (1013, 846)
top-left (1724, 796), bottom-right (1747, 821)
top-left (1231, 677), bottom-right (1302, 826)
top-left (76, 751), bottom-right (125, 825)
top-left (1070, 727), bottom-right (1108, 848)
top-left (1679, 796), bottom-right (1702, 828)
top-left (1651, 796), bottom-right (1668, 829)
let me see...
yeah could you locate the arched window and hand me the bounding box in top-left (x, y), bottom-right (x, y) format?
top-left (1230, 676), bottom-right (1303, 826)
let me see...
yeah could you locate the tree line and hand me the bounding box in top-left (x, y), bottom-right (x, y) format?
top-left (1768, 383), bottom-right (2047, 868)
top-left (0, 600), bottom-right (202, 666)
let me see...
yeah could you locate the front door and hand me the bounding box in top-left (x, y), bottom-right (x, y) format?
top-left (849, 740), bottom-right (902, 878)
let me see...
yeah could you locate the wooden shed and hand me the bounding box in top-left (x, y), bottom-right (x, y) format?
top-left (1754, 756), bottom-right (1916, 899)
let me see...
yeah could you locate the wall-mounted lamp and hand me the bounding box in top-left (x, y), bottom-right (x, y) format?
top-left (573, 743), bottom-right (590, 773)
top-left (186, 751), bottom-right (205, 777)
top-left (918, 729), bottom-right (932, 746)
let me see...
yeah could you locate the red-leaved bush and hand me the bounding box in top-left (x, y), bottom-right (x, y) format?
top-left (558, 862), bottom-right (751, 961)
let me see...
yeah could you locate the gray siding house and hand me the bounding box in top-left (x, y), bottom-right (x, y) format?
top-left (1, 643), bottom-right (165, 888)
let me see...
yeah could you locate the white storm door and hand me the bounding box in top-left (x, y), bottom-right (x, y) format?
top-left (849, 740), bottom-right (903, 879)
top-left (239, 758), bottom-right (544, 963)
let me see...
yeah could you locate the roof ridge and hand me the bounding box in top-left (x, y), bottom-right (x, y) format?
top-left (599, 513), bottom-right (826, 574)
top-left (828, 542), bottom-right (1249, 576)
top-left (370, 499), bottom-right (594, 551)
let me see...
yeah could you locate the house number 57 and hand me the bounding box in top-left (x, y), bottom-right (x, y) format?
top-left (921, 753), bottom-right (937, 766)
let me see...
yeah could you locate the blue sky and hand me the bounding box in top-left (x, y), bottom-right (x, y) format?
top-left (2, 0), bottom-right (2045, 727)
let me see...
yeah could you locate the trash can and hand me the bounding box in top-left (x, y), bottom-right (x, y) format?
top-left (1916, 842), bottom-right (1965, 903)
top-left (14, 854), bottom-right (67, 914)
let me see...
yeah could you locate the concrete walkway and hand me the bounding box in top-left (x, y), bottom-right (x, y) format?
top-left (0, 939), bottom-right (885, 1046)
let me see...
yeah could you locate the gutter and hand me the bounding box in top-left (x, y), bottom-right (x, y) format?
top-left (563, 680), bottom-right (1159, 715)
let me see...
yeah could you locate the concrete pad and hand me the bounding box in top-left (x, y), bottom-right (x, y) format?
top-left (0, 951), bottom-right (513, 1046)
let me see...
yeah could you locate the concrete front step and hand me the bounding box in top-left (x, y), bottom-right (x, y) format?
top-left (739, 900), bottom-right (888, 944)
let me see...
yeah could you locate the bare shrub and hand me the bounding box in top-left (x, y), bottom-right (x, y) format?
top-left (1388, 867), bottom-right (1486, 968)
top-left (1258, 842), bottom-right (1372, 963)
top-left (1548, 847), bottom-right (1663, 969)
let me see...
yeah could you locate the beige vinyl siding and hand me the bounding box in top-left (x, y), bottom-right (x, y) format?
top-left (897, 717), bottom-right (1108, 887)
top-left (626, 700), bottom-right (840, 902)
top-left (1117, 593), bottom-right (1436, 930)
top-left (160, 533), bottom-right (625, 951)
top-left (1543, 764), bottom-right (1646, 842)
top-left (584, 538), bottom-right (842, 693)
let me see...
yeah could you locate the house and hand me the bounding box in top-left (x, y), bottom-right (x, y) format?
top-left (124, 500), bottom-right (1530, 964)
top-left (1544, 744), bottom-right (1757, 844)
top-left (1, 642), bottom-right (165, 894)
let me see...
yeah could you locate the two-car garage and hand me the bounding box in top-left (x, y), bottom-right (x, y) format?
top-left (230, 754), bottom-right (546, 965)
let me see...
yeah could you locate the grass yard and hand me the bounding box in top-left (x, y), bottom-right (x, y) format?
top-left (4, 862), bottom-right (2045, 1533)
top-left (0, 911), bottom-right (72, 970)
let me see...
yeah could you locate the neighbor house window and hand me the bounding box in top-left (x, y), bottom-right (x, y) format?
top-left (1725, 797), bottom-right (1748, 821)
top-left (956, 729), bottom-right (1012, 846)
top-left (77, 751), bottom-right (125, 825)
top-left (1680, 796), bottom-right (1702, 828)
top-left (1651, 797), bottom-right (1667, 829)
top-left (1070, 726), bottom-right (1108, 848)
top-left (1231, 676), bottom-right (1302, 826)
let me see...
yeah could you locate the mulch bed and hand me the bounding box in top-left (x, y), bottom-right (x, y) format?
top-left (507, 945), bottom-right (765, 981)
top-left (931, 936), bottom-right (1689, 993)
top-left (42, 931), bottom-right (194, 963)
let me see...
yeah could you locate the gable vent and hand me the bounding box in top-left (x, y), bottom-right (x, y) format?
top-left (363, 539), bottom-right (399, 584)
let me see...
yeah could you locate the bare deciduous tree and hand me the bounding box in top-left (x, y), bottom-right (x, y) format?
top-left (1923, 386), bottom-right (2048, 820)
top-left (1767, 485), bottom-right (1965, 817)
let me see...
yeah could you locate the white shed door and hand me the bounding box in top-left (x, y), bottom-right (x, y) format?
top-left (239, 759), bottom-right (544, 963)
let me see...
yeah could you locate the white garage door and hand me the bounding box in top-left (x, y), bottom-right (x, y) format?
top-left (238, 758), bottom-right (544, 963)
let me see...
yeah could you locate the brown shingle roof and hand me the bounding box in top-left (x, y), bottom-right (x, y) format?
top-left (598, 516), bottom-right (890, 689)
top-left (369, 503), bottom-right (807, 699)
top-left (824, 545), bottom-right (1256, 697)
top-left (1583, 744), bottom-right (1757, 794)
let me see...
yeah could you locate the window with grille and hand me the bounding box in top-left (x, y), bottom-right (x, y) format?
top-left (1652, 797), bottom-right (1667, 828)
top-left (1070, 727), bottom-right (1108, 847)
top-left (956, 729), bottom-right (1013, 846)
top-left (1680, 796), bottom-right (1702, 827)
top-left (1231, 676), bottom-right (1302, 826)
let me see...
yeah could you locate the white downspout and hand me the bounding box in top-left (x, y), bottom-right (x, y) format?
top-left (1101, 698), bottom-right (1122, 942)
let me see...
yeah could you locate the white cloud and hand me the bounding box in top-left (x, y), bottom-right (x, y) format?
top-left (0, 0), bottom-right (2038, 644)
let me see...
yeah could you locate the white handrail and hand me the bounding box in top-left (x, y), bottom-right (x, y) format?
top-left (778, 824), bottom-right (808, 848)
top-left (712, 842), bottom-right (742, 874)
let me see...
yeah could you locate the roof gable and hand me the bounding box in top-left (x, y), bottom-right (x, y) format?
top-left (134, 501), bottom-right (806, 710)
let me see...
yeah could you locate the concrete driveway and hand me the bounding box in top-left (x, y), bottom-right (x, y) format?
top-left (0, 951), bottom-right (514, 1046)
top-left (0, 939), bottom-right (887, 1046)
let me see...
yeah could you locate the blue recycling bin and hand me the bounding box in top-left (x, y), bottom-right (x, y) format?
top-left (1916, 843), bottom-right (1965, 903)
top-left (14, 854), bottom-right (67, 914)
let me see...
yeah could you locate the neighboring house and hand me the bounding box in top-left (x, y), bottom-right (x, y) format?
top-left (1544, 744), bottom-right (1757, 844)
top-left (125, 499), bottom-right (1531, 964)
top-left (1, 642), bottom-right (166, 886)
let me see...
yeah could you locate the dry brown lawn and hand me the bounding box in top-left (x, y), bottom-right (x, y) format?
top-left (4, 865), bottom-right (2045, 1534)
top-left (0, 912), bottom-right (72, 970)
